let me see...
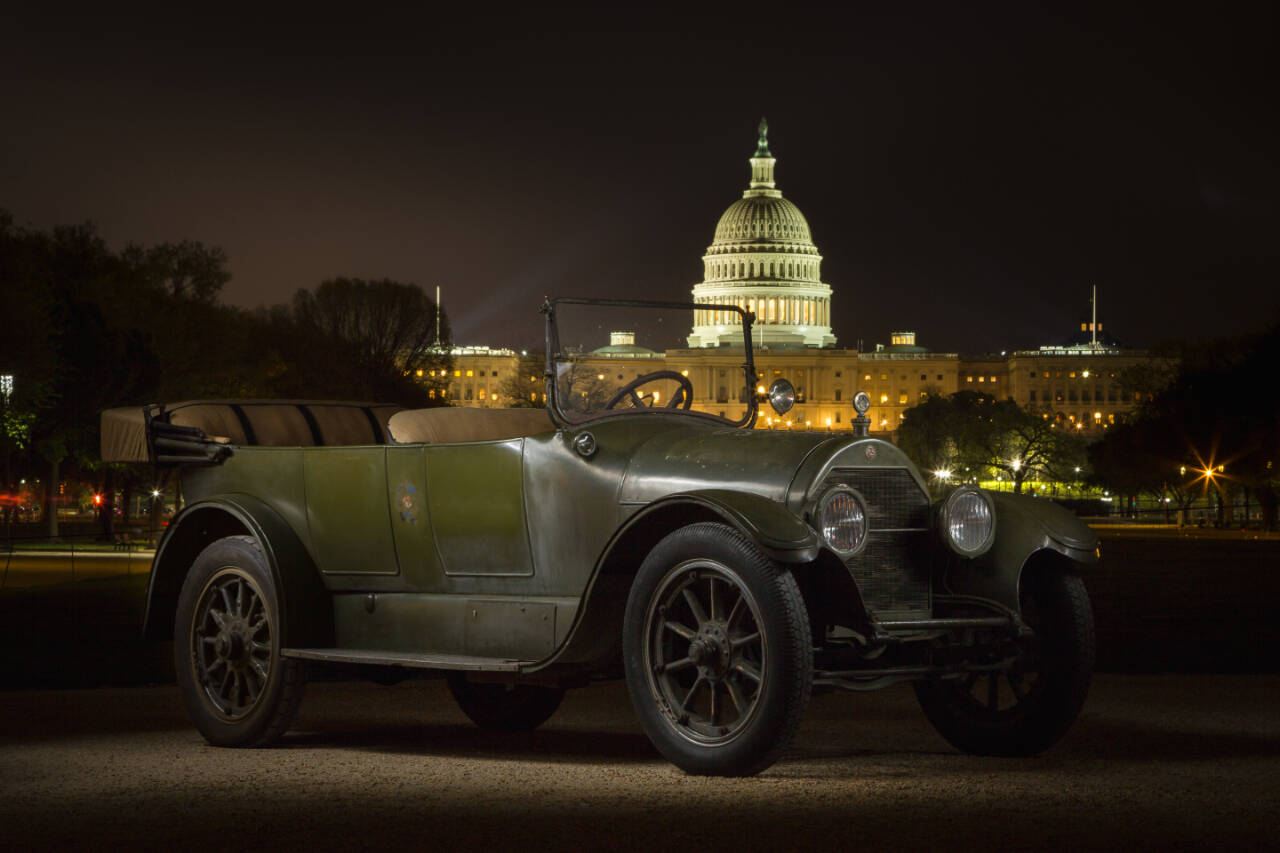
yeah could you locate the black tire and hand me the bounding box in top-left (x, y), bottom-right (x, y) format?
top-left (622, 522), bottom-right (813, 776)
top-left (446, 674), bottom-right (564, 732)
top-left (174, 535), bottom-right (305, 747)
top-left (913, 569), bottom-right (1094, 756)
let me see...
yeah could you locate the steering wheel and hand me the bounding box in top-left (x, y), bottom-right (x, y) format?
top-left (604, 370), bottom-right (695, 411)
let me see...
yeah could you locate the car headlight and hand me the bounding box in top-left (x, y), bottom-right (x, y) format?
top-left (937, 487), bottom-right (995, 557)
top-left (816, 486), bottom-right (868, 555)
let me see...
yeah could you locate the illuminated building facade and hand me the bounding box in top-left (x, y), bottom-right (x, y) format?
top-left (439, 125), bottom-right (1153, 436)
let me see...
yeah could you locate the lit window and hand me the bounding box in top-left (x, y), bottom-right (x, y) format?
top-left (880, 374), bottom-right (887, 381)
top-left (466, 370), bottom-right (474, 377)
top-left (966, 376), bottom-right (974, 383)
top-left (864, 374), bottom-right (871, 381)
top-left (880, 393), bottom-right (889, 403)
top-left (428, 389), bottom-right (436, 399)
top-left (479, 389), bottom-right (486, 400)
top-left (454, 370), bottom-right (461, 377)
top-left (415, 369), bottom-right (423, 377)
top-left (978, 376), bottom-right (985, 383)
top-left (1069, 371), bottom-right (1076, 379)
top-left (898, 393), bottom-right (908, 405)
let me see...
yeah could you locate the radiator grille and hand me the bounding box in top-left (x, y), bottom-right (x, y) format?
top-left (825, 467), bottom-right (932, 617)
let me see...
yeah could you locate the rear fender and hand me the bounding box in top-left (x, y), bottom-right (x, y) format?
top-left (942, 492), bottom-right (1098, 613)
top-left (143, 495), bottom-right (333, 647)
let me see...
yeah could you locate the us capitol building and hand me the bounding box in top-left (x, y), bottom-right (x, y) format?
top-left (433, 121), bottom-right (1151, 437)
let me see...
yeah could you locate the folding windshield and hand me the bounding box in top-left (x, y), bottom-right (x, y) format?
top-left (543, 298), bottom-right (759, 428)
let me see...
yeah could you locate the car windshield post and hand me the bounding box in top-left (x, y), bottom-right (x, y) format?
top-left (541, 297), bottom-right (758, 429)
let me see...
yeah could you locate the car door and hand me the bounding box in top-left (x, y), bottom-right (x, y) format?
top-left (424, 438), bottom-right (535, 577)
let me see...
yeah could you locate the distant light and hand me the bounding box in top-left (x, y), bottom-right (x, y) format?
top-left (1010, 459), bottom-right (1022, 471)
top-left (934, 469), bottom-right (952, 481)
top-left (1074, 467), bottom-right (1081, 474)
top-left (757, 385), bottom-right (766, 394)
top-left (521, 350), bottom-right (527, 356)
top-left (152, 490), bottom-right (161, 498)
top-left (1082, 370), bottom-right (1091, 378)
top-left (93, 494), bottom-right (103, 506)
top-left (681, 369), bottom-right (689, 376)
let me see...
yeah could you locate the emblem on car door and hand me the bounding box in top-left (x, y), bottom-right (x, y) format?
top-left (395, 482), bottom-right (419, 524)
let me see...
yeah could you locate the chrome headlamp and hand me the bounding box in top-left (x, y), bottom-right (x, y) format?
top-left (816, 486), bottom-right (868, 556)
top-left (936, 487), bottom-right (996, 557)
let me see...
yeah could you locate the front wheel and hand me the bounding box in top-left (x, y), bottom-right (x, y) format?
top-left (914, 568), bottom-right (1094, 756)
top-left (174, 535), bottom-right (305, 747)
top-left (623, 522), bottom-right (813, 776)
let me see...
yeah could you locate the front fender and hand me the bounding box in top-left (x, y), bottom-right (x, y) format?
top-left (528, 489), bottom-right (817, 672)
top-left (942, 492), bottom-right (1098, 613)
top-left (638, 489), bottom-right (820, 563)
top-left (143, 494), bottom-right (333, 647)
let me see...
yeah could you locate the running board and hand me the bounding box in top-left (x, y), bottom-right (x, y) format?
top-left (281, 648), bottom-right (531, 672)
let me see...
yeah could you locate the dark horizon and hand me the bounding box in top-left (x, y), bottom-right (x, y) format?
top-left (3, 7), bottom-right (1276, 354)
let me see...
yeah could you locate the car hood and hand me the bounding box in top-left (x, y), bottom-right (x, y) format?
top-left (617, 426), bottom-right (844, 505)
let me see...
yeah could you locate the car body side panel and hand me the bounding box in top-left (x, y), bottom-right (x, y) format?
top-left (943, 491), bottom-right (1100, 612)
top-left (304, 447), bottom-right (399, 575)
top-left (181, 449), bottom-right (310, 549)
top-left (521, 420), bottom-right (686, 598)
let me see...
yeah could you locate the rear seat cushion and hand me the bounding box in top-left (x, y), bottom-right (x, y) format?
top-left (387, 407), bottom-right (554, 444)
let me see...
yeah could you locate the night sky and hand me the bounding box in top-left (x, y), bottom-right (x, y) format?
top-left (3, 6), bottom-right (1276, 354)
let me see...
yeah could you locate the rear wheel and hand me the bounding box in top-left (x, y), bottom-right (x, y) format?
top-left (174, 535), bottom-right (304, 747)
top-left (914, 568), bottom-right (1094, 756)
top-left (446, 674), bottom-right (564, 731)
top-left (623, 522), bottom-right (812, 776)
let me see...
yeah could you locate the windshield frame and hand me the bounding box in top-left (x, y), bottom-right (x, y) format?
top-left (541, 297), bottom-right (759, 430)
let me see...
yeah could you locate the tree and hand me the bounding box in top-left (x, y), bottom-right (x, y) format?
top-left (264, 278), bottom-right (452, 405)
top-left (1091, 322), bottom-right (1280, 528)
top-left (899, 391), bottom-right (1086, 494)
top-left (499, 352), bottom-right (547, 408)
top-left (121, 240), bottom-right (231, 303)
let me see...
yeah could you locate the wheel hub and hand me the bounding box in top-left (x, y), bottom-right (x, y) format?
top-left (214, 622), bottom-right (249, 664)
top-left (693, 623), bottom-right (732, 681)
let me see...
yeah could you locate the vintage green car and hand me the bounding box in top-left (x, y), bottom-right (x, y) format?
top-left (102, 297), bottom-right (1096, 776)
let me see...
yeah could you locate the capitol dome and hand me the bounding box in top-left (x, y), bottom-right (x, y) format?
top-left (712, 195), bottom-right (813, 246)
top-left (688, 120), bottom-right (835, 349)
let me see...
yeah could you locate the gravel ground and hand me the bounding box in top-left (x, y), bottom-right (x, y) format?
top-left (2, 674), bottom-right (1278, 851)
